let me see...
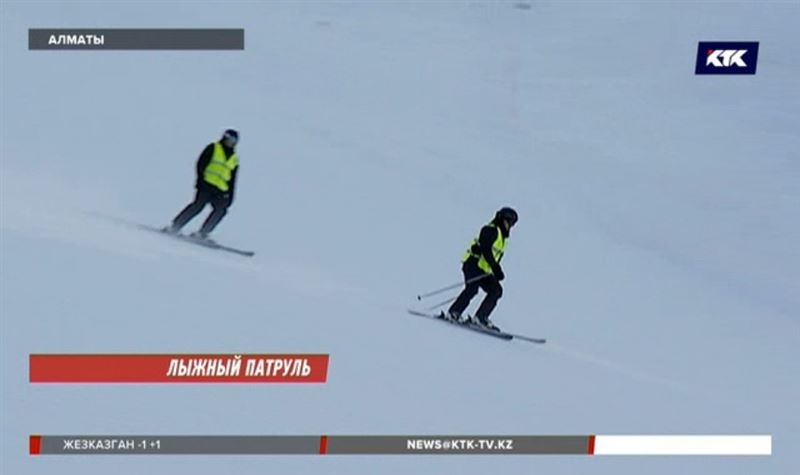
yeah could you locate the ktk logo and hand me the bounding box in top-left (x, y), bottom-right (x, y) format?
top-left (695, 42), bottom-right (759, 75)
top-left (706, 49), bottom-right (747, 67)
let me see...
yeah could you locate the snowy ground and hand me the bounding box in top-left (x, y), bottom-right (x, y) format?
top-left (1, 1), bottom-right (798, 474)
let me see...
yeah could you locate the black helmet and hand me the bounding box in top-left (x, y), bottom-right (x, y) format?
top-left (222, 129), bottom-right (239, 145)
top-left (495, 207), bottom-right (518, 225)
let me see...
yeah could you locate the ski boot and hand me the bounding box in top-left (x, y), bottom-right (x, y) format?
top-left (189, 230), bottom-right (215, 243)
top-left (439, 310), bottom-right (457, 322)
top-left (476, 316), bottom-right (501, 332)
top-left (444, 310), bottom-right (471, 324)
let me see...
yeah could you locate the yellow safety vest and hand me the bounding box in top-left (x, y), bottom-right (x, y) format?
top-left (203, 142), bottom-right (239, 192)
top-left (462, 224), bottom-right (506, 274)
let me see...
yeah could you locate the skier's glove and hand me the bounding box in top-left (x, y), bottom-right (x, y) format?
top-left (493, 267), bottom-right (505, 282)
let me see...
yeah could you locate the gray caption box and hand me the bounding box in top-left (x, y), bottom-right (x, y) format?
top-left (29, 29), bottom-right (244, 50)
top-left (43, 436), bottom-right (319, 454)
top-left (328, 436), bottom-right (590, 454)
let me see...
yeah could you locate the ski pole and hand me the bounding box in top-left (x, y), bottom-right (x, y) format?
top-left (425, 295), bottom-right (458, 311)
top-left (416, 274), bottom-right (489, 300)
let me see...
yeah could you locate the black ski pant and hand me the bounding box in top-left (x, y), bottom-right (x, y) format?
top-left (171, 186), bottom-right (231, 235)
top-left (447, 259), bottom-right (503, 322)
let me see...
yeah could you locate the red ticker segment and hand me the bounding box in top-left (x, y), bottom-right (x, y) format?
top-left (29, 354), bottom-right (329, 383)
top-left (29, 436), bottom-right (41, 455)
top-left (320, 435), bottom-right (329, 455)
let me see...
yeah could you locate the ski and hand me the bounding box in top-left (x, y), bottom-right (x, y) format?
top-left (407, 310), bottom-right (545, 344)
top-left (407, 309), bottom-right (513, 341)
top-left (504, 332), bottom-right (547, 345)
top-left (138, 224), bottom-right (255, 257)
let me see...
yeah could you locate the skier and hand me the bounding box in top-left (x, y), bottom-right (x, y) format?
top-left (445, 207), bottom-right (518, 331)
top-left (164, 129), bottom-right (239, 240)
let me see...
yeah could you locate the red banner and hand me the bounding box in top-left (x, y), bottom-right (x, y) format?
top-left (29, 354), bottom-right (329, 383)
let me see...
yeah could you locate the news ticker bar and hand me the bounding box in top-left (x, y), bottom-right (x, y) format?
top-left (29, 354), bottom-right (329, 383)
top-left (28, 29), bottom-right (244, 50)
top-left (29, 435), bottom-right (771, 456)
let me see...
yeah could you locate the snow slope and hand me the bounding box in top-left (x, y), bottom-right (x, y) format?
top-left (1, 1), bottom-right (798, 474)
